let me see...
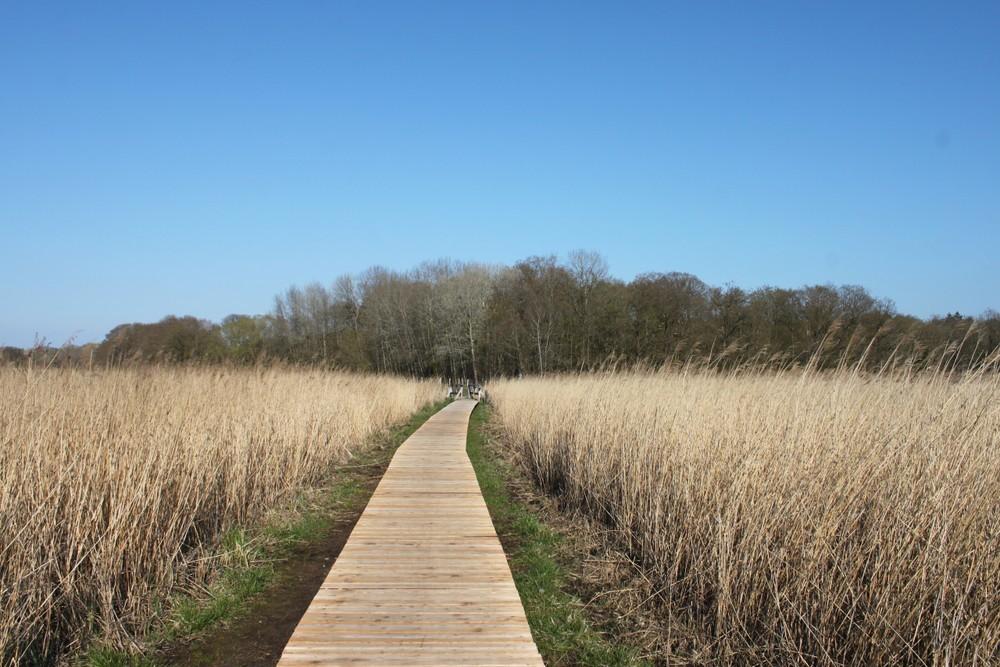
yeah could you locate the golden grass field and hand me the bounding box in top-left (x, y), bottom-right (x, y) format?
top-left (0, 366), bottom-right (439, 663)
top-left (489, 366), bottom-right (1000, 665)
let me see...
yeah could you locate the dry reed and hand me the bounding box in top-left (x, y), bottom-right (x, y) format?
top-left (0, 365), bottom-right (439, 663)
top-left (489, 366), bottom-right (1000, 665)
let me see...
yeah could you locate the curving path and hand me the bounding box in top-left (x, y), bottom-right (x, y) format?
top-left (277, 399), bottom-right (543, 666)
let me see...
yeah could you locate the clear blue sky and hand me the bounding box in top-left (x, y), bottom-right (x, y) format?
top-left (2, 2), bottom-right (998, 347)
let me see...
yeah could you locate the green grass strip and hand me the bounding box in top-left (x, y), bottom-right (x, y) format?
top-left (466, 404), bottom-right (647, 667)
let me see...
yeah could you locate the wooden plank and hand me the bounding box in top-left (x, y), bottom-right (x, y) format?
top-left (277, 399), bottom-right (543, 666)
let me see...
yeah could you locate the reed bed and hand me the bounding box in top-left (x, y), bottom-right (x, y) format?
top-left (0, 365), bottom-right (439, 663)
top-left (489, 367), bottom-right (1000, 665)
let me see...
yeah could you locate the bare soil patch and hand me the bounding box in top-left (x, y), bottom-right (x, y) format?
top-left (158, 447), bottom-right (398, 666)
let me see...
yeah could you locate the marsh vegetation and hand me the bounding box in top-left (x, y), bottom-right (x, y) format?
top-left (490, 364), bottom-right (1000, 665)
top-left (0, 366), bottom-right (438, 663)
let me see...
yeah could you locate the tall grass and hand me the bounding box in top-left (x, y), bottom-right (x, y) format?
top-left (489, 366), bottom-right (1000, 665)
top-left (0, 365), bottom-right (439, 663)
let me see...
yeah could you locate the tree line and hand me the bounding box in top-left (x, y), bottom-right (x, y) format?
top-left (7, 252), bottom-right (999, 376)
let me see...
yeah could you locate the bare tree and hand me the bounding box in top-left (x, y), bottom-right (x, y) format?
top-left (568, 250), bottom-right (610, 367)
top-left (443, 264), bottom-right (493, 384)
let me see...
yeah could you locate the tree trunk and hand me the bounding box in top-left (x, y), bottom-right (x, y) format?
top-left (535, 321), bottom-right (545, 375)
top-left (467, 318), bottom-right (479, 385)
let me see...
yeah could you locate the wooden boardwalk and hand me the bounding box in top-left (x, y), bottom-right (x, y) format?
top-left (277, 399), bottom-right (544, 666)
